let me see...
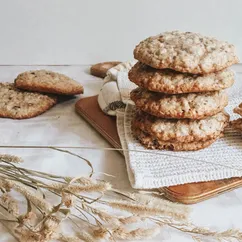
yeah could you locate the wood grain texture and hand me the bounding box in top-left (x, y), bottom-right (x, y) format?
top-left (162, 178), bottom-right (242, 204)
top-left (75, 95), bottom-right (121, 150)
top-left (75, 95), bottom-right (242, 204)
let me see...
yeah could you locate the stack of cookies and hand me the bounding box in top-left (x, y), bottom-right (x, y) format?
top-left (0, 70), bottom-right (83, 119)
top-left (129, 31), bottom-right (239, 151)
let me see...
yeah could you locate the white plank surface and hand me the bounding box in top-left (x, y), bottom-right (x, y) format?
top-left (0, 65), bottom-right (242, 241)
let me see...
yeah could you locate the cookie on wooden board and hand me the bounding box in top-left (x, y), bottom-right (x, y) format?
top-left (134, 31), bottom-right (239, 74)
top-left (0, 83), bottom-right (57, 119)
top-left (129, 62), bottom-right (234, 94)
top-left (132, 125), bottom-right (219, 151)
top-left (133, 110), bottom-right (229, 142)
top-left (14, 70), bottom-right (84, 95)
top-left (130, 88), bottom-right (228, 119)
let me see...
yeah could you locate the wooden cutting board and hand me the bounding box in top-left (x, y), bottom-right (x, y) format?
top-left (75, 95), bottom-right (242, 204)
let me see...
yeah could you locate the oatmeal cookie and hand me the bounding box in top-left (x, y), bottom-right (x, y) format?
top-left (234, 103), bottom-right (242, 116)
top-left (129, 62), bottom-right (234, 94)
top-left (90, 61), bottom-right (121, 78)
top-left (134, 31), bottom-right (239, 74)
top-left (133, 110), bottom-right (229, 142)
top-left (130, 88), bottom-right (228, 119)
top-left (15, 70), bottom-right (84, 95)
top-left (231, 118), bottom-right (242, 131)
top-left (132, 126), bottom-right (219, 151)
top-left (0, 83), bottom-right (57, 119)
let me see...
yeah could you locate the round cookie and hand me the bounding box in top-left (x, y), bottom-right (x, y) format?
top-left (129, 62), bottom-right (235, 94)
top-left (234, 103), bottom-right (242, 116)
top-left (130, 88), bottom-right (228, 119)
top-left (0, 83), bottom-right (57, 119)
top-left (132, 126), bottom-right (219, 151)
top-left (134, 31), bottom-right (239, 74)
top-left (231, 118), bottom-right (242, 131)
top-left (133, 110), bottom-right (229, 142)
top-left (90, 61), bottom-right (121, 78)
top-left (14, 70), bottom-right (84, 95)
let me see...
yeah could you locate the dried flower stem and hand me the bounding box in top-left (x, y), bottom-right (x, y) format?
top-left (51, 147), bottom-right (94, 177)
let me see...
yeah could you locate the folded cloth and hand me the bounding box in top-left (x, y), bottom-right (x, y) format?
top-left (117, 101), bottom-right (242, 189)
top-left (98, 61), bottom-right (242, 189)
top-left (97, 61), bottom-right (137, 115)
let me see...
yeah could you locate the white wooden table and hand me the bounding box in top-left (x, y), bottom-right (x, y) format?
top-left (0, 65), bottom-right (242, 242)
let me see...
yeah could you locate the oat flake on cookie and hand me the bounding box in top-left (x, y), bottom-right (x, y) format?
top-left (134, 31), bottom-right (239, 74)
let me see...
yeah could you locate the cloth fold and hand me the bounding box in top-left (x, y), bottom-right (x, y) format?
top-left (97, 61), bottom-right (137, 115)
top-left (98, 61), bottom-right (242, 189)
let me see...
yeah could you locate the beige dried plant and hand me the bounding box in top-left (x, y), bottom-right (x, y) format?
top-left (0, 153), bottom-right (240, 242)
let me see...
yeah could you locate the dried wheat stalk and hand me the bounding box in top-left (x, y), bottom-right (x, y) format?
top-left (0, 153), bottom-right (240, 242)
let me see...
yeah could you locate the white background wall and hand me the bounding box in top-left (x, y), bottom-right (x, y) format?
top-left (0, 0), bottom-right (241, 65)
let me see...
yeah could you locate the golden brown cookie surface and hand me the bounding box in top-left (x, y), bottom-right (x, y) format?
top-left (133, 110), bottom-right (229, 142)
top-left (130, 88), bottom-right (228, 119)
top-left (234, 103), bottom-right (242, 116)
top-left (132, 126), bottom-right (219, 151)
top-left (0, 83), bottom-right (57, 119)
top-left (231, 118), bottom-right (242, 131)
top-left (90, 61), bottom-right (121, 78)
top-left (15, 70), bottom-right (84, 95)
top-left (134, 31), bottom-right (239, 74)
top-left (129, 62), bottom-right (234, 94)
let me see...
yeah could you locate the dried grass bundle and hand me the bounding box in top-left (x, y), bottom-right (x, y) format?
top-left (50, 180), bottom-right (111, 193)
top-left (0, 193), bottom-right (19, 217)
top-left (8, 180), bottom-right (52, 213)
top-left (59, 235), bottom-right (82, 242)
top-left (112, 227), bottom-right (160, 240)
top-left (108, 199), bottom-right (187, 222)
top-left (0, 153), bottom-right (240, 242)
top-left (61, 192), bottom-right (75, 208)
top-left (0, 154), bottom-right (23, 163)
top-left (77, 231), bottom-right (95, 242)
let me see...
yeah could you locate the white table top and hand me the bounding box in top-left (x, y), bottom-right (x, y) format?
top-left (0, 65), bottom-right (242, 242)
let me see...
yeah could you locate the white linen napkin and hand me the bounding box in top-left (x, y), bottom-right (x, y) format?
top-left (98, 61), bottom-right (242, 189)
top-left (97, 61), bottom-right (137, 116)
